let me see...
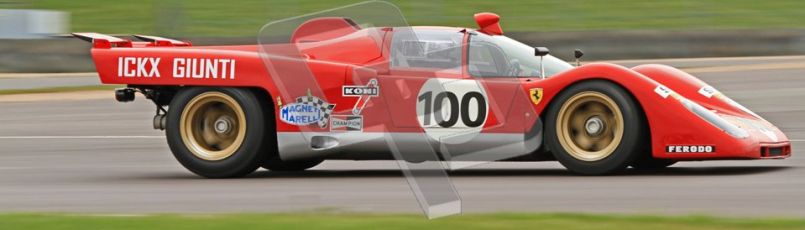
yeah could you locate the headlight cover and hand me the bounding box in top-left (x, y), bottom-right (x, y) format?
top-left (700, 85), bottom-right (762, 119)
top-left (679, 98), bottom-right (749, 139)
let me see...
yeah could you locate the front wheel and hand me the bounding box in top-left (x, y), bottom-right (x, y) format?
top-left (166, 87), bottom-right (266, 178)
top-left (545, 80), bottom-right (647, 175)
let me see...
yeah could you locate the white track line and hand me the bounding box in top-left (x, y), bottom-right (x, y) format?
top-left (0, 72), bottom-right (98, 79)
top-left (0, 136), bottom-right (162, 139)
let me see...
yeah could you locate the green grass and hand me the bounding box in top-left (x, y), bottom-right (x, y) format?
top-left (15, 0), bottom-right (805, 36)
top-left (0, 85), bottom-right (120, 95)
top-left (1, 212), bottom-right (805, 230)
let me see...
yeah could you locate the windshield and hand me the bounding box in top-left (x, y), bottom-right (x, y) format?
top-left (468, 32), bottom-right (572, 78)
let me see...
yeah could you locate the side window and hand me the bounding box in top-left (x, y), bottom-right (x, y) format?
top-left (468, 42), bottom-right (508, 77)
top-left (391, 29), bottom-right (463, 70)
top-left (468, 34), bottom-right (511, 77)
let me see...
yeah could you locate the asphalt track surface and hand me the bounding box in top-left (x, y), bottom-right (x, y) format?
top-left (0, 73), bottom-right (100, 90)
top-left (1, 56), bottom-right (805, 217)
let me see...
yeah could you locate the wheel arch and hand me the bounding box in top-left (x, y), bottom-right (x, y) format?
top-left (542, 62), bottom-right (724, 159)
top-left (140, 85), bottom-right (280, 155)
top-left (539, 78), bottom-right (652, 155)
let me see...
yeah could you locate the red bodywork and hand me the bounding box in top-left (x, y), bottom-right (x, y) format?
top-left (76, 20), bottom-right (791, 161)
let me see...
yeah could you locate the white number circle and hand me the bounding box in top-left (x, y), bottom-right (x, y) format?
top-left (416, 78), bottom-right (488, 144)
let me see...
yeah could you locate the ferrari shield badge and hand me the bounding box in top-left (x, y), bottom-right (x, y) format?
top-left (529, 88), bottom-right (543, 106)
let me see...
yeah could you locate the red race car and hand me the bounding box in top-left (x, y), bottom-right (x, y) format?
top-left (75, 11), bottom-right (790, 178)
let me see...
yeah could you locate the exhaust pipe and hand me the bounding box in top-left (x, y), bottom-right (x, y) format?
top-left (153, 114), bottom-right (166, 130)
top-left (115, 88), bottom-right (135, 102)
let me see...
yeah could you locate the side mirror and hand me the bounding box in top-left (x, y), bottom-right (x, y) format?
top-left (574, 49), bottom-right (584, 66)
top-left (534, 47), bottom-right (550, 79)
top-left (534, 47), bottom-right (550, 57)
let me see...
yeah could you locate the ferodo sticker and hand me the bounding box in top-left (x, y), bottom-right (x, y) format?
top-left (416, 78), bottom-right (488, 144)
top-left (116, 57), bottom-right (236, 79)
top-left (698, 86), bottom-right (718, 98)
top-left (666, 145), bottom-right (715, 153)
top-left (279, 91), bottom-right (335, 128)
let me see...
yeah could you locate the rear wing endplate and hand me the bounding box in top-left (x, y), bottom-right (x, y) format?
top-left (72, 33), bottom-right (192, 48)
top-left (72, 32), bottom-right (132, 49)
top-left (133, 34), bottom-right (192, 47)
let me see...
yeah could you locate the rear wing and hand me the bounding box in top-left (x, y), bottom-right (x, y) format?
top-left (72, 32), bottom-right (192, 49)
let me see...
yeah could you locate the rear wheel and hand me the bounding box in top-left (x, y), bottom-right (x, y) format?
top-left (545, 80), bottom-right (646, 175)
top-left (166, 87), bottom-right (266, 178)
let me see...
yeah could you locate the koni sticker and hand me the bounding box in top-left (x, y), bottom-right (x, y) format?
top-left (343, 79), bottom-right (379, 97)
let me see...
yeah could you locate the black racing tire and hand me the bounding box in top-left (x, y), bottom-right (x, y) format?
top-left (545, 80), bottom-right (647, 175)
top-left (631, 157), bottom-right (677, 170)
top-left (166, 87), bottom-right (266, 178)
top-left (263, 158), bottom-right (324, 172)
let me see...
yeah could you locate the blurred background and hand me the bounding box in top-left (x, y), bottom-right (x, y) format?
top-left (1, 2), bottom-right (805, 227)
top-left (3, 0), bottom-right (805, 72)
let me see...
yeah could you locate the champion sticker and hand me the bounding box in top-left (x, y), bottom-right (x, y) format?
top-left (666, 145), bottom-right (715, 153)
top-left (330, 115), bottom-right (363, 132)
top-left (279, 92), bottom-right (335, 128)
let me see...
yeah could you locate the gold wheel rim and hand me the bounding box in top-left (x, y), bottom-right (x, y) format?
top-left (180, 92), bottom-right (247, 161)
top-left (556, 91), bottom-right (624, 162)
